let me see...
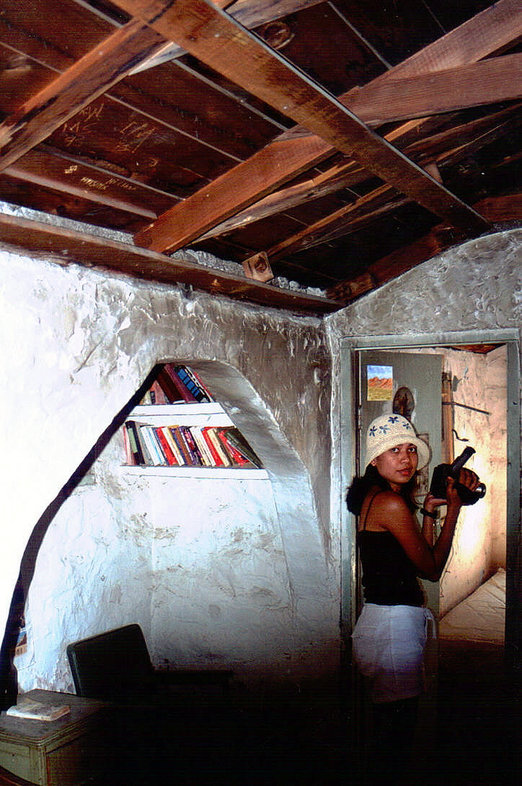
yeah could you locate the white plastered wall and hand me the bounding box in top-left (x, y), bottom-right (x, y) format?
top-left (0, 248), bottom-right (338, 692)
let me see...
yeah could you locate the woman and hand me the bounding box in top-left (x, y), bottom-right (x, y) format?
top-left (346, 413), bottom-right (480, 783)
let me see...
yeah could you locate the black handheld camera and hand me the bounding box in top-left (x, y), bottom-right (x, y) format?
top-left (429, 446), bottom-right (486, 505)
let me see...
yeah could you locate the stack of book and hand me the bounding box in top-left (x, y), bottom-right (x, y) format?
top-left (123, 423), bottom-right (262, 469)
top-left (140, 364), bottom-right (213, 405)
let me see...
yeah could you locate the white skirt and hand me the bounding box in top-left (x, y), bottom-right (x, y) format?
top-left (352, 603), bottom-right (435, 703)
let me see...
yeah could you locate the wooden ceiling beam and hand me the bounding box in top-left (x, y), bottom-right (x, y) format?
top-left (348, 53), bottom-right (522, 126)
top-left (127, 0), bottom-right (520, 253)
top-left (0, 0), bottom-right (312, 174)
top-left (0, 210), bottom-right (341, 313)
top-left (201, 105), bottom-right (521, 241)
top-left (198, 160), bottom-right (366, 240)
top-left (474, 193), bottom-right (522, 223)
top-left (266, 186), bottom-right (408, 263)
top-left (130, 0), bottom-right (326, 73)
top-left (120, 0), bottom-right (489, 253)
top-left (327, 225), bottom-right (468, 303)
top-left (253, 109), bottom-right (522, 261)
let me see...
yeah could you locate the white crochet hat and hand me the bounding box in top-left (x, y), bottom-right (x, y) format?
top-left (365, 414), bottom-right (431, 470)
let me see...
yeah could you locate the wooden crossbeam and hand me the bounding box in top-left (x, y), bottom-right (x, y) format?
top-left (327, 225), bottom-right (468, 303)
top-left (254, 108), bottom-right (522, 261)
top-left (130, 0), bottom-right (325, 73)
top-left (0, 0), bottom-right (319, 174)
top-left (0, 211), bottom-right (341, 313)
top-left (348, 53), bottom-right (522, 126)
top-left (118, 0), bottom-right (489, 253)
top-left (200, 105), bottom-right (521, 242)
top-left (266, 185), bottom-right (405, 262)
top-left (126, 0), bottom-right (521, 253)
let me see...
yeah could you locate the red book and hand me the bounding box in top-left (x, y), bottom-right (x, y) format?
top-left (154, 428), bottom-right (178, 466)
top-left (218, 428), bottom-right (251, 467)
top-left (201, 427), bottom-right (224, 466)
top-left (161, 364), bottom-right (198, 403)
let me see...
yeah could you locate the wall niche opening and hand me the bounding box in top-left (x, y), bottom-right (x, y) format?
top-left (5, 359), bottom-right (327, 699)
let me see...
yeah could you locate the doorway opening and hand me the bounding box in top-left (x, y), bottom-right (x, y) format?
top-left (339, 329), bottom-right (520, 783)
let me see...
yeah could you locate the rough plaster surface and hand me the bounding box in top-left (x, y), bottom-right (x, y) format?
top-left (326, 229), bottom-right (520, 627)
top-left (0, 247), bottom-right (336, 691)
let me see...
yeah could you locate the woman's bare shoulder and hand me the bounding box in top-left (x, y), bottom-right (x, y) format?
top-left (371, 490), bottom-right (409, 511)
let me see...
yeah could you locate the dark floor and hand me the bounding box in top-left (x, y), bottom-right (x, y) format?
top-left (92, 651), bottom-right (519, 786)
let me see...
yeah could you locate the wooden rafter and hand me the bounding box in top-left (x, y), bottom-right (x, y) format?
top-left (130, 0), bottom-right (326, 72)
top-left (253, 107), bottom-right (522, 261)
top-left (0, 0), bottom-right (319, 175)
top-left (115, 0), bottom-right (490, 254)
top-left (199, 104), bottom-right (521, 243)
top-left (347, 53), bottom-right (522, 127)
top-left (124, 0), bottom-right (521, 253)
top-left (266, 186), bottom-right (408, 263)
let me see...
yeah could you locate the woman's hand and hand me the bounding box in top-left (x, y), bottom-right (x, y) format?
top-left (446, 467), bottom-right (480, 511)
top-left (422, 491), bottom-right (446, 513)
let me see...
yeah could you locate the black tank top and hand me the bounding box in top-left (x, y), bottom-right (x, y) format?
top-left (357, 492), bottom-right (424, 607)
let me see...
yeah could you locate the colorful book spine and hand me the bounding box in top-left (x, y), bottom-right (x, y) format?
top-left (159, 365), bottom-right (197, 403)
top-left (181, 427), bottom-right (204, 466)
top-left (139, 425), bottom-right (165, 466)
top-left (169, 427), bottom-right (192, 466)
top-left (154, 427), bottom-right (178, 466)
top-left (161, 426), bottom-right (184, 466)
top-left (174, 365), bottom-right (211, 403)
top-left (125, 421), bottom-right (145, 464)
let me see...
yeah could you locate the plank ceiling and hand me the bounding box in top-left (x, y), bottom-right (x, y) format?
top-left (0, 0), bottom-right (520, 314)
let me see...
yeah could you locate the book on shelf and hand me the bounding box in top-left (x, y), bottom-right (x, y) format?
top-left (173, 365), bottom-right (213, 403)
top-left (181, 426), bottom-right (205, 466)
top-left (168, 427), bottom-right (192, 466)
top-left (123, 421), bottom-right (262, 470)
top-left (147, 364), bottom-right (214, 405)
top-left (6, 697), bottom-right (71, 722)
top-left (125, 422), bottom-right (145, 465)
top-left (154, 427), bottom-right (179, 466)
top-left (221, 428), bottom-right (263, 468)
top-left (156, 365), bottom-right (196, 403)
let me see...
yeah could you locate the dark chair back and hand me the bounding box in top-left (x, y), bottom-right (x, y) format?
top-left (0, 764), bottom-right (35, 786)
top-left (67, 623), bottom-right (156, 702)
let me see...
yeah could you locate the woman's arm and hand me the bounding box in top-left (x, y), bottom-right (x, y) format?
top-left (371, 470), bottom-right (479, 581)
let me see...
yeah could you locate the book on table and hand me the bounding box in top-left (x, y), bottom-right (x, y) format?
top-left (6, 697), bottom-right (71, 722)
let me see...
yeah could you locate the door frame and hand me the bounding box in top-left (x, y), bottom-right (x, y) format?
top-left (339, 328), bottom-right (520, 670)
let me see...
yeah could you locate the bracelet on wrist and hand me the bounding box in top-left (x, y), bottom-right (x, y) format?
top-left (421, 507), bottom-right (438, 520)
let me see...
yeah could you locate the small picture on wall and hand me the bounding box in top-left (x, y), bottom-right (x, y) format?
top-left (367, 365), bottom-right (393, 401)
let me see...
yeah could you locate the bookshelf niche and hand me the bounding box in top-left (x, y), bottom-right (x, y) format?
top-left (122, 364), bottom-right (267, 479)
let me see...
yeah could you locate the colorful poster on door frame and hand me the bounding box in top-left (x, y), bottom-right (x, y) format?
top-left (367, 365), bottom-right (393, 401)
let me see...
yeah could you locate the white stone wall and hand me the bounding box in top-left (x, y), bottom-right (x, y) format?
top-left (0, 248), bottom-right (338, 692)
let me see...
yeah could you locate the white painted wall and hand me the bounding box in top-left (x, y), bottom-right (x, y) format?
top-left (0, 248), bottom-right (338, 694)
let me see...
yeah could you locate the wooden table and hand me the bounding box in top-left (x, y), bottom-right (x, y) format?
top-left (0, 690), bottom-right (108, 785)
